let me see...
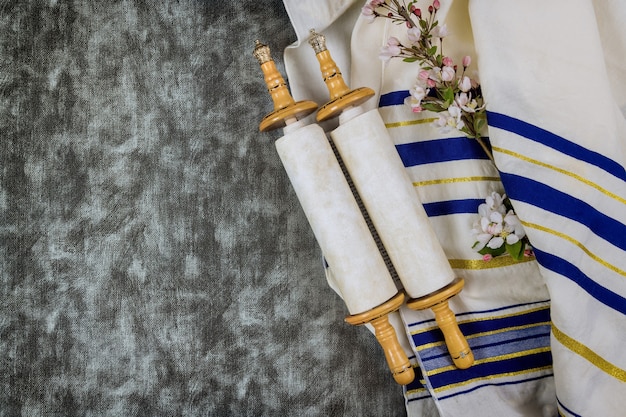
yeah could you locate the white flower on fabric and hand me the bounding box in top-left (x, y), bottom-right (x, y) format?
top-left (361, 4), bottom-right (377, 22)
top-left (471, 193), bottom-right (527, 252)
top-left (379, 37), bottom-right (402, 62)
top-left (407, 27), bottom-right (421, 43)
top-left (441, 66), bottom-right (455, 82)
top-left (434, 105), bottom-right (465, 133)
top-left (484, 191), bottom-right (507, 214)
top-left (459, 76), bottom-right (472, 93)
top-left (432, 23), bottom-right (449, 39)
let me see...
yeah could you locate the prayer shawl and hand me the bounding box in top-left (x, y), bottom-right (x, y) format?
top-left (281, 0), bottom-right (626, 416)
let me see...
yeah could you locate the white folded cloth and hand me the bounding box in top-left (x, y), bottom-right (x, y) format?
top-left (467, 1), bottom-right (626, 416)
top-left (281, 0), bottom-right (626, 416)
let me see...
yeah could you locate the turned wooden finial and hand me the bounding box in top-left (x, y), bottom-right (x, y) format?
top-left (345, 292), bottom-right (416, 385)
top-left (253, 40), bottom-right (318, 132)
top-left (406, 278), bottom-right (474, 369)
top-left (307, 30), bottom-right (375, 122)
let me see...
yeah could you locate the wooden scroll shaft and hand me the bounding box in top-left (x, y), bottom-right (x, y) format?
top-left (406, 278), bottom-right (474, 369)
top-left (345, 292), bottom-right (415, 385)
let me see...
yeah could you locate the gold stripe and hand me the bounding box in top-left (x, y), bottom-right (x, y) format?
top-left (492, 146), bottom-right (626, 205)
top-left (552, 324), bottom-right (626, 382)
top-left (413, 321), bottom-right (551, 348)
top-left (426, 346), bottom-right (552, 376)
top-left (521, 221), bottom-right (626, 277)
top-left (385, 117), bottom-right (438, 129)
top-left (448, 255), bottom-right (535, 270)
top-left (413, 176), bottom-right (501, 187)
top-left (405, 386), bottom-right (428, 397)
top-left (432, 365), bottom-right (553, 393)
top-left (411, 306), bottom-right (550, 338)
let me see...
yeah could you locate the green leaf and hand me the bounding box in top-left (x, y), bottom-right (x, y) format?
top-left (420, 102), bottom-right (445, 112)
top-left (419, 19), bottom-right (428, 30)
top-left (427, 45), bottom-right (438, 56)
top-left (402, 57), bottom-right (419, 62)
top-left (475, 117), bottom-right (485, 131)
top-left (442, 87), bottom-right (454, 106)
top-left (506, 240), bottom-right (524, 260)
top-left (478, 244), bottom-right (506, 257)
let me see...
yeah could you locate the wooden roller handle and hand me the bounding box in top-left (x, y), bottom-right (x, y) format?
top-left (431, 301), bottom-right (474, 369)
top-left (370, 315), bottom-right (415, 385)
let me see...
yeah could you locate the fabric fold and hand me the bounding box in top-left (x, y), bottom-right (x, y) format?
top-left (281, 0), bottom-right (626, 415)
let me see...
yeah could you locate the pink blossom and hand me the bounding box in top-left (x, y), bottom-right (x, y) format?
top-left (427, 78), bottom-right (436, 88)
top-left (379, 37), bottom-right (402, 62)
top-left (411, 106), bottom-right (423, 113)
top-left (442, 56), bottom-right (453, 67)
top-left (432, 24), bottom-right (449, 38)
top-left (411, 85), bottom-right (427, 101)
top-left (462, 55), bottom-right (472, 68)
top-left (482, 254), bottom-right (493, 262)
top-left (387, 36), bottom-right (401, 46)
top-left (407, 27), bottom-right (421, 43)
top-left (433, 0), bottom-right (441, 10)
top-left (361, 4), bottom-right (376, 22)
top-left (459, 76), bottom-right (472, 92)
top-left (441, 66), bottom-right (455, 82)
top-left (371, 0), bottom-right (385, 5)
top-left (413, 7), bottom-right (422, 17)
top-left (418, 70), bottom-right (430, 81)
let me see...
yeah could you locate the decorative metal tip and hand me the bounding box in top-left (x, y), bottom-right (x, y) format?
top-left (253, 40), bottom-right (272, 64)
top-left (308, 29), bottom-right (327, 54)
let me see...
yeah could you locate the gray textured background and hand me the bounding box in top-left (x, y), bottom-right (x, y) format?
top-left (0, 1), bottom-right (408, 416)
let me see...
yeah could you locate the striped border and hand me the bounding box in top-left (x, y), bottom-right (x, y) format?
top-left (487, 111), bottom-right (626, 181)
top-left (407, 303), bottom-right (553, 400)
top-left (395, 136), bottom-right (491, 166)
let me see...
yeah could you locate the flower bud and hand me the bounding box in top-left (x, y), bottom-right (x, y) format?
top-left (462, 55), bottom-right (472, 68)
top-left (433, 0), bottom-right (440, 10)
top-left (442, 56), bottom-right (453, 66)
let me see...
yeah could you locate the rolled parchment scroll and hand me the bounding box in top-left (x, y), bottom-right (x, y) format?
top-left (276, 122), bottom-right (398, 314)
top-left (330, 108), bottom-right (456, 298)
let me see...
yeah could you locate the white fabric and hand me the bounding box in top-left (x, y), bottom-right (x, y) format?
top-left (468, 1), bottom-right (626, 416)
top-left (281, 0), bottom-right (626, 416)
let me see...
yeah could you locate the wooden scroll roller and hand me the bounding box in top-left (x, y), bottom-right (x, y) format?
top-left (253, 40), bottom-right (317, 131)
top-left (307, 30), bottom-right (474, 369)
top-left (253, 40), bottom-right (415, 385)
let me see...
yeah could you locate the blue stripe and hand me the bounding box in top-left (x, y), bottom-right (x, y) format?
top-left (428, 350), bottom-right (553, 388)
top-left (412, 306), bottom-right (551, 346)
top-left (419, 327), bottom-right (551, 362)
top-left (436, 373), bottom-right (553, 401)
top-left (404, 372), bottom-right (430, 399)
top-left (379, 90), bottom-right (410, 107)
top-left (423, 199), bottom-right (483, 217)
top-left (557, 397), bottom-right (583, 417)
top-left (499, 173), bottom-right (626, 251)
top-left (407, 300), bottom-right (550, 327)
top-left (379, 89), bottom-right (441, 107)
top-left (487, 111), bottom-right (626, 182)
top-left (395, 136), bottom-right (491, 167)
top-left (533, 249), bottom-right (626, 316)
top-left (420, 332), bottom-right (551, 372)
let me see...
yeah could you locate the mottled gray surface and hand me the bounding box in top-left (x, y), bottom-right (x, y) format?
top-left (0, 1), bottom-right (406, 416)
